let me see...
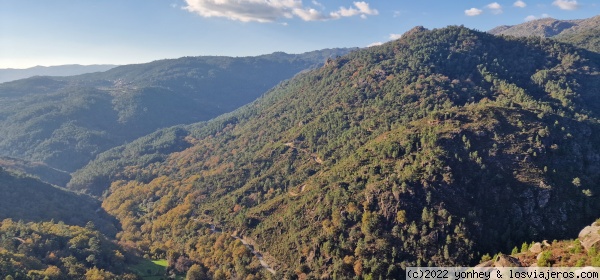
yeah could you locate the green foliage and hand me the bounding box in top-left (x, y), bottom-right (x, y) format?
top-left (557, 27), bottom-right (600, 53)
top-left (66, 25), bottom-right (600, 278)
top-left (0, 168), bottom-right (118, 236)
top-left (489, 15), bottom-right (600, 53)
top-left (0, 219), bottom-right (134, 279)
top-left (537, 251), bottom-right (553, 267)
top-left (521, 242), bottom-right (529, 253)
top-left (511, 247), bottom-right (519, 255)
top-left (0, 49), bottom-right (353, 174)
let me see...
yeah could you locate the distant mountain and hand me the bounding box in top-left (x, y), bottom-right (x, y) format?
top-left (488, 15), bottom-right (600, 38)
top-left (0, 48), bottom-right (354, 173)
top-left (0, 64), bottom-right (117, 84)
top-left (73, 26), bottom-right (600, 278)
top-left (488, 15), bottom-right (600, 52)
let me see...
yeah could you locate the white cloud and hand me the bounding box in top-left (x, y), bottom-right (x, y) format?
top-left (183, 0), bottom-right (377, 23)
top-left (293, 8), bottom-right (327, 21)
top-left (354, 1), bottom-right (378, 15)
top-left (465, 8), bottom-right (483, 16)
top-left (525, 15), bottom-right (537, 21)
top-left (514, 0), bottom-right (527, 8)
top-left (330, 1), bottom-right (378, 19)
top-left (487, 2), bottom-right (503, 14)
top-left (542, 13), bottom-right (550, 18)
top-left (367, 42), bottom-right (383, 47)
top-left (552, 0), bottom-right (579, 10)
top-left (389, 33), bottom-right (402, 40)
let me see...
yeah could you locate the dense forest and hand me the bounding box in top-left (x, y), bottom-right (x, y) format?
top-left (67, 25), bottom-right (600, 279)
top-left (0, 168), bottom-right (118, 236)
top-left (0, 49), bottom-right (353, 174)
top-left (0, 219), bottom-right (137, 280)
top-left (2, 14), bottom-right (600, 279)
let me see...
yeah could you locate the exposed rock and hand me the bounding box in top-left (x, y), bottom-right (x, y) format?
top-left (529, 242), bottom-right (543, 254)
top-left (520, 189), bottom-right (535, 215)
top-left (475, 260), bottom-right (494, 267)
top-left (538, 189), bottom-right (551, 208)
top-left (494, 254), bottom-right (522, 267)
top-left (578, 222), bottom-right (600, 251)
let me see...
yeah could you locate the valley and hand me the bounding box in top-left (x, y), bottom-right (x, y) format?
top-left (1, 10), bottom-right (600, 280)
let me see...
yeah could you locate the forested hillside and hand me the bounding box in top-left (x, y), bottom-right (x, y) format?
top-left (0, 168), bottom-right (118, 236)
top-left (556, 28), bottom-right (600, 53)
top-left (0, 219), bottom-right (136, 280)
top-left (71, 26), bottom-right (600, 278)
top-left (0, 156), bottom-right (71, 187)
top-left (0, 49), bottom-right (353, 173)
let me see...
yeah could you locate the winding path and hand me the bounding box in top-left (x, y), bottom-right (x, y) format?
top-left (209, 224), bottom-right (276, 275)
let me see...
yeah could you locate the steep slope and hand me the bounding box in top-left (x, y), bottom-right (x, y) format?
top-left (477, 219), bottom-right (600, 267)
top-left (0, 156), bottom-right (71, 187)
top-left (0, 49), bottom-right (352, 173)
top-left (0, 64), bottom-right (116, 84)
top-left (76, 26), bottom-right (600, 278)
top-left (0, 168), bottom-right (119, 236)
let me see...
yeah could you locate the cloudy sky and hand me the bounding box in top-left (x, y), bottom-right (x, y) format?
top-left (1, 0), bottom-right (598, 68)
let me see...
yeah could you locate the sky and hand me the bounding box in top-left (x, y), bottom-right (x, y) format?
top-left (1, 0), bottom-right (598, 69)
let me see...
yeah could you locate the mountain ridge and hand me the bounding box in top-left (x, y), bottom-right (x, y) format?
top-left (488, 15), bottom-right (600, 53)
top-left (0, 48), bottom-right (354, 174)
top-left (488, 15), bottom-right (600, 38)
top-left (70, 26), bottom-right (600, 278)
top-left (0, 64), bottom-right (117, 84)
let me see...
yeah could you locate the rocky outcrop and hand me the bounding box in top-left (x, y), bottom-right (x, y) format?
top-left (579, 222), bottom-right (600, 251)
top-left (494, 254), bottom-right (522, 267)
top-left (529, 242), bottom-right (543, 254)
top-left (476, 254), bottom-right (522, 267)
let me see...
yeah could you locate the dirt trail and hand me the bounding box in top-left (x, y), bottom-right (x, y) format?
top-left (209, 224), bottom-right (276, 275)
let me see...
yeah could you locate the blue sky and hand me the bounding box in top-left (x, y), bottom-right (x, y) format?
top-left (1, 0), bottom-right (598, 68)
